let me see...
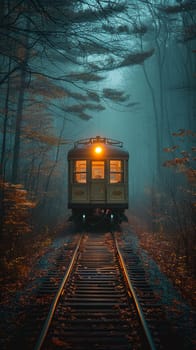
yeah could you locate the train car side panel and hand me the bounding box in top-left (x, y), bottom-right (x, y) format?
top-left (71, 185), bottom-right (88, 202)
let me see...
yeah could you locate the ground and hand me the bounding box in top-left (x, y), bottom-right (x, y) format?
top-left (0, 219), bottom-right (195, 349)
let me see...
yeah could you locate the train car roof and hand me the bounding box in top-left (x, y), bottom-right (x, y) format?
top-left (67, 136), bottom-right (129, 159)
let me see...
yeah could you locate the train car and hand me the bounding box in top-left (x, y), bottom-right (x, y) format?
top-left (67, 136), bottom-right (129, 226)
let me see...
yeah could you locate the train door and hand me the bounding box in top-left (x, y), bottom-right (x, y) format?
top-left (90, 160), bottom-right (106, 201)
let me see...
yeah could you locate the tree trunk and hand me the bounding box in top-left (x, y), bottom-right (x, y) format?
top-left (11, 17), bottom-right (30, 183)
top-left (0, 58), bottom-right (11, 177)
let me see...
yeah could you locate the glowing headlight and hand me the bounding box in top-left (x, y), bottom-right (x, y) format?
top-left (95, 146), bottom-right (102, 154)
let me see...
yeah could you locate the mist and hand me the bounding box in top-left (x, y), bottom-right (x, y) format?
top-left (0, 0), bottom-right (195, 250)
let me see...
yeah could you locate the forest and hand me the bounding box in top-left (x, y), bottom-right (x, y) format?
top-left (0, 0), bottom-right (195, 303)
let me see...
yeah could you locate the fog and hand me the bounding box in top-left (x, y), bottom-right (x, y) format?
top-left (0, 0), bottom-right (195, 232)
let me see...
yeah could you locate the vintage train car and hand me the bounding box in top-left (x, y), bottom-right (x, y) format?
top-left (67, 136), bottom-right (129, 226)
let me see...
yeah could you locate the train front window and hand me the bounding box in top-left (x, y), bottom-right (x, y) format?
top-left (74, 160), bottom-right (87, 183)
top-left (92, 161), bottom-right (104, 179)
top-left (110, 160), bottom-right (123, 183)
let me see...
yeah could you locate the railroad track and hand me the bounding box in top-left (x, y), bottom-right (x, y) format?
top-left (5, 229), bottom-right (194, 350)
top-left (34, 232), bottom-right (156, 350)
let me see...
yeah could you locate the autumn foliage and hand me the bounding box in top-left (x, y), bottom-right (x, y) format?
top-left (163, 129), bottom-right (196, 206)
top-left (0, 180), bottom-right (36, 271)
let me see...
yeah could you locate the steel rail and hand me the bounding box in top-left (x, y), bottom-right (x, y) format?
top-left (114, 235), bottom-right (157, 350)
top-left (34, 235), bottom-right (83, 350)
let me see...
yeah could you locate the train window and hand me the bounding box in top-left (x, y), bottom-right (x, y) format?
top-left (74, 160), bottom-right (87, 183)
top-left (92, 161), bottom-right (104, 179)
top-left (110, 160), bottom-right (123, 183)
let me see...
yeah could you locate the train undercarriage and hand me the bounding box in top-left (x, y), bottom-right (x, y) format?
top-left (69, 208), bottom-right (128, 228)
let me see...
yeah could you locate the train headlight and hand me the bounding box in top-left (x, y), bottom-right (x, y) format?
top-left (95, 146), bottom-right (102, 154)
